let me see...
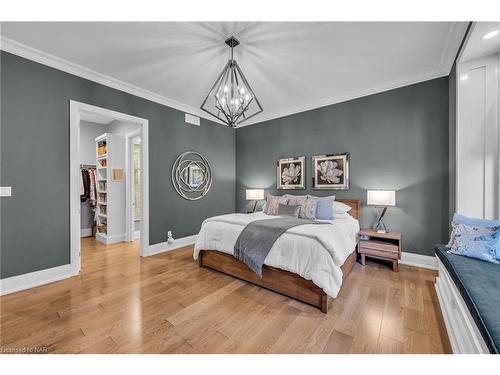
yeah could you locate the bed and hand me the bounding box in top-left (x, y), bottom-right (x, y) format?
top-left (194, 198), bottom-right (360, 313)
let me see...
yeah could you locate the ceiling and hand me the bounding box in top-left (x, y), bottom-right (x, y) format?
top-left (460, 22), bottom-right (500, 63)
top-left (80, 110), bottom-right (116, 124)
top-left (0, 22), bottom-right (468, 126)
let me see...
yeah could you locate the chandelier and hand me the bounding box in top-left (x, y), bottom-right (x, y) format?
top-left (200, 36), bottom-right (263, 128)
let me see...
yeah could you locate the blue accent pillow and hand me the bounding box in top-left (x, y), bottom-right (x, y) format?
top-left (449, 230), bottom-right (500, 264)
top-left (448, 213), bottom-right (500, 261)
top-left (453, 213), bottom-right (500, 228)
top-left (315, 196), bottom-right (335, 220)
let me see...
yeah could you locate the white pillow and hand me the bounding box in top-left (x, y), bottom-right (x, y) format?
top-left (333, 212), bottom-right (351, 219)
top-left (333, 201), bottom-right (352, 214)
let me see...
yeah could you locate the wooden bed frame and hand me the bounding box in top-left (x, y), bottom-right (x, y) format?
top-left (198, 198), bottom-right (361, 313)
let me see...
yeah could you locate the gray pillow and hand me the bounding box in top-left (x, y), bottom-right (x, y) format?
top-left (285, 195), bottom-right (308, 218)
top-left (277, 204), bottom-right (301, 218)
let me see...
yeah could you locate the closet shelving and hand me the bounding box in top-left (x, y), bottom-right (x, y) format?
top-left (95, 133), bottom-right (125, 245)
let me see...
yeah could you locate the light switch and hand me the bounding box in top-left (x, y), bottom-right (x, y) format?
top-left (0, 186), bottom-right (12, 197)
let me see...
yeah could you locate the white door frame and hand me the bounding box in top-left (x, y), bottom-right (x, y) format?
top-left (70, 100), bottom-right (149, 273)
top-left (125, 129), bottom-right (141, 242)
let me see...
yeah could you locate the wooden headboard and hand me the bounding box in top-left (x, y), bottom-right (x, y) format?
top-left (336, 198), bottom-right (361, 221)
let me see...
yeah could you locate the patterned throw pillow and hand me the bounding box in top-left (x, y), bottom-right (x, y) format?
top-left (449, 230), bottom-right (500, 264)
top-left (302, 196), bottom-right (319, 220)
top-left (448, 213), bottom-right (500, 263)
top-left (284, 195), bottom-right (318, 220)
top-left (264, 195), bottom-right (289, 216)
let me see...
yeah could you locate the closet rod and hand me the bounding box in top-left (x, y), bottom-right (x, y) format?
top-left (80, 164), bottom-right (96, 168)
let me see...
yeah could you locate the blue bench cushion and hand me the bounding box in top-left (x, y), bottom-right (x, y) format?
top-left (435, 245), bottom-right (500, 354)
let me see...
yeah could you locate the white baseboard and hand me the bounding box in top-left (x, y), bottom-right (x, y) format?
top-left (96, 233), bottom-right (126, 245)
top-left (80, 228), bottom-right (92, 237)
top-left (134, 230), bottom-right (141, 239)
top-left (144, 234), bottom-right (198, 257)
top-left (400, 251), bottom-right (438, 270)
top-left (0, 264), bottom-right (77, 296)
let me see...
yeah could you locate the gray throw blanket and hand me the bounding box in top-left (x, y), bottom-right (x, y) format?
top-left (234, 217), bottom-right (329, 277)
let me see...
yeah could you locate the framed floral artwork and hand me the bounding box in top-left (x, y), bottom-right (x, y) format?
top-left (312, 153), bottom-right (349, 190)
top-left (277, 156), bottom-right (305, 190)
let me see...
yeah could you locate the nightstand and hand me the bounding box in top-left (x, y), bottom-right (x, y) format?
top-left (358, 229), bottom-right (402, 272)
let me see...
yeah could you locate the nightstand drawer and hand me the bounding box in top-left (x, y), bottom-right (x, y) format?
top-left (359, 240), bottom-right (399, 253)
top-left (359, 246), bottom-right (399, 260)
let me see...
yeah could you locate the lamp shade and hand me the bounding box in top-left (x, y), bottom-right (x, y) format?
top-left (367, 190), bottom-right (396, 206)
top-left (246, 189), bottom-right (265, 200)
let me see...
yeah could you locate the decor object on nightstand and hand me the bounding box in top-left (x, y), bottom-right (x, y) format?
top-left (358, 229), bottom-right (402, 272)
top-left (367, 190), bottom-right (396, 233)
top-left (246, 189), bottom-right (265, 213)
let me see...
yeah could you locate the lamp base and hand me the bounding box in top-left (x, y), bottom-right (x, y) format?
top-left (373, 207), bottom-right (389, 233)
top-left (246, 200), bottom-right (258, 214)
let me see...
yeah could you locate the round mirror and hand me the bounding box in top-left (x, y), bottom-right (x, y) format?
top-left (171, 151), bottom-right (212, 201)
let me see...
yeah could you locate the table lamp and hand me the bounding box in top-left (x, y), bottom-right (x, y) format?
top-left (367, 190), bottom-right (396, 233)
top-left (246, 189), bottom-right (265, 213)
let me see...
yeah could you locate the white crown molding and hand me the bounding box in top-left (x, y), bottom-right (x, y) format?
top-left (240, 69), bottom-right (448, 127)
top-left (240, 22), bottom-right (468, 127)
top-left (0, 36), bottom-right (222, 124)
top-left (1, 22), bottom-right (466, 130)
top-left (0, 264), bottom-right (77, 296)
top-left (400, 251), bottom-right (438, 271)
top-left (438, 22), bottom-right (470, 74)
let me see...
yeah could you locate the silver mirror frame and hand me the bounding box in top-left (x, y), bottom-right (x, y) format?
top-left (171, 151), bottom-right (212, 201)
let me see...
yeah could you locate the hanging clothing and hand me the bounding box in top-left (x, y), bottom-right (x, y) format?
top-left (88, 169), bottom-right (97, 208)
top-left (80, 169), bottom-right (90, 202)
top-left (80, 171), bottom-right (85, 196)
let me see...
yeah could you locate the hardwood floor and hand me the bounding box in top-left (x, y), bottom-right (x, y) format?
top-left (0, 238), bottom-right (451, 354)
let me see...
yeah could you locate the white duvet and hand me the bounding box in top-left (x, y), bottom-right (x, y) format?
top-left (194, 212), bottom-right (359, 298)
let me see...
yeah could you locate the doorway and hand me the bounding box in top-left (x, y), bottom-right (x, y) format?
top-left (126, 130), bottom-right (142, 242)
top-left (70, 101), bottom-right (149, 274)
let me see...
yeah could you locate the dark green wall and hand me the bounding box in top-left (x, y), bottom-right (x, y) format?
top-left (235, 77), bottom-right (450, 256)
top-left (0, 51), bottom-right (235, 278)
top-left (0, 49), bottom-right (452, 278)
